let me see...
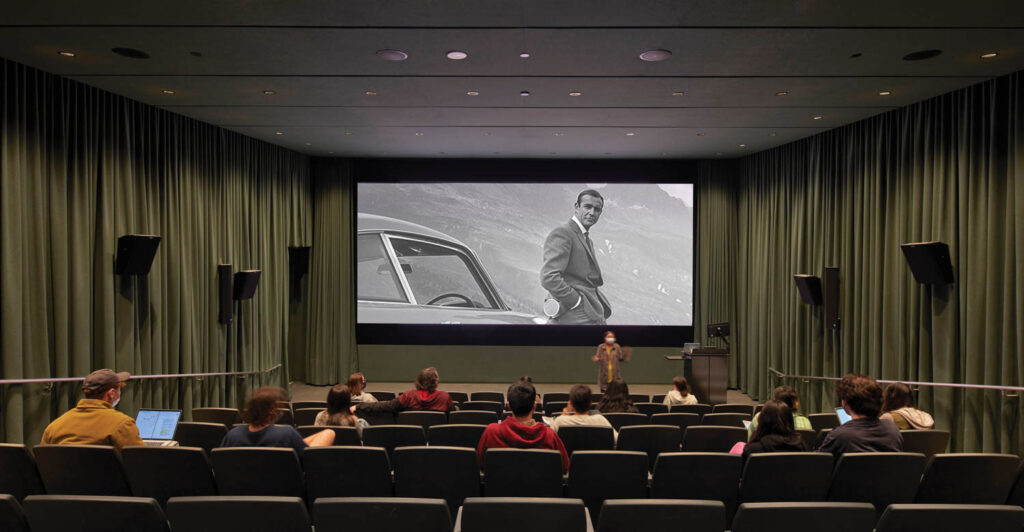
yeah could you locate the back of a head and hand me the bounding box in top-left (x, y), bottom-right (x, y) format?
top-left (568, 384), bottom-right (592, 413)
top-left (752, 400), bottom-right (796, 441)
top-left (346, 373), bottom-right (365, 394)
top-left (507, 381), bottom-right (537, 417)
top-left (772, 385), bottom-right (800, 411)
top-left (416, 367), bottom-right (439, 392)
top-left (326, 384), bottom-right (352, 415)
top-left (836, 374), bottom-right (883, 418)
top-left (605, 378), bottom-right (629, 399)
top-left (673, 375), bottom-right (690, 396)
top-left (881, 382), bottom-right (914, 413)
top-left (244, 386), bottom-right (287, 426)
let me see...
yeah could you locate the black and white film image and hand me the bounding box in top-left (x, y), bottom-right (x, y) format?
top-left (356, 182), bottom-right (694, 326)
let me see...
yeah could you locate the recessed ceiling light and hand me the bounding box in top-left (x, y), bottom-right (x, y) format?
top-left (446, 50), bottom-right (468, 60)
top-left (484, 132), bottom-right (492, 136)
top-left (981, 52), bottom-right (998, 59)
top-left (639, 49), bottom-right (672, 62)
top-left (414, 132), bottom-right (424, 136)
top-left (739, 144), bottom-right (746, 148)
top-left (520, 91), bottom-right (530, 97)
top-left (813, 115), bottom-right (823, 120)
top-left (554, 132), bottom-right (565, 136)
top-left (769, 132), bottom-right (777, 137)
top-left (466, 90), bottom-right (479, 96)
top-left (344, 132), bottom-right (353, 136)
top-left (112, 47), bottom-right (150, 59)
top-left (696, 132), bottom-right (705, 137)
top-left (328, 151), bottom-right (334, 154)
top-left (304, 142), bottom-right (312, 146)
top-left (274, 131), bottom-right (284, 136)
top-left (878, 90), bottom-right (892, 96)
top-left (569, 90), bottom-right (582, 97)
top-left (626, 132), bottom-right (636, 136)
top-left (364, 90), bottom-right (377, 96)
top-left (161, 89), bottom-right (175, 95)
top-left (376, 49), bottom-right (408, 61)
top-left (262, 90), bottom-right (276, 95)
top-left (775, 91), bottom-right (788, 96)
top-left (671, 91), bottom-right (684, 96)
top-left (902, 49), bottom-right (942, 61)
top-left (519, 52), bottom-right (531, 58)
top-left (57, 50), bottom-right (75, 57)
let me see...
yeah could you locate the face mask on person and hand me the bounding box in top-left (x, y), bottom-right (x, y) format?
top-left (606, 337), bottom-right (616, 344)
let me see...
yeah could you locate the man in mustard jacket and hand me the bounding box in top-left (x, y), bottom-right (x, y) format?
top-left (41, 369), bottom-right (144, 450)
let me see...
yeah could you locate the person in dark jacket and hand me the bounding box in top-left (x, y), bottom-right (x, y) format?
top-left (355, 367), bottom-right (456, 415)
top-left (816, 374), bottom-right (903, 456)
top-left (742, 400), bottom-right (807, 460)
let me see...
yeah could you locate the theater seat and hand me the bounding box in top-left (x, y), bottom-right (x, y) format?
top-left (567, 451), bottom-right (649, 523)
top-left (915, 453), bottom-right (1020, 504)
top-left (670, 404), bottom-right (712, 417)
top-left (457, 497), bottom-right (589, 532)
top-left (901, 430), bottom-right (951, 459)
top-left (293, 408), bottom-right (322, 427)
top-left (634, 402), bottom-right (669, 417)
top-left (0, 494), bottom-right (28, 532)
top-left (167, 496), bottom-right (310, 532)
top-left (428, 424), bottom-right (487, 448)
top-left (680, 426), bottom-right (747, 452)
top-left (296, 425), bottom-right (361, 445)
top-left (808, 413), bottom-right (840, 431)
top-left (876, 504), bottom-right (1024, 532)
top-left (32, 444), bottom-right (131, 496)
top-left (738, 453), bottom-right (834, 504)
top-left (303, 446), bottom-right (393, 500)
top-left (602, 413), bottom-right (648, 431)
top-left (396, 411), bottom-right (448, 430)
top-left (449, 410), bottom-right (499, 425)
top-left (730, 502), bottom-right (875, 532)
top-left (173, 422), bottom-right (228, 454)
top-left (121, 446), bottom-right (217, 508)
top-left (392, 446), bottom-right (481, 516)
top-left (597, 499), bottom-right (725, 532)
top-left (210, 447), bottom-right (304, 498)
top-left (827, 452), bottom-right (926, 518)
top-left (557, 425), bottom-right (615, 455)
top-left (190, 407), bottom-right (241, 429)
top-left (700, 413), bottom-right (750, 428)
top-left (461, 401), bottom-right (503, 416)
top-left (23, 495), bottom-right (169, 532)
top-left (0, 444), bottom-right (45, 500)
top-left (314, 497), bottom-right (451, 532)
top-left (651, 413), bottom-right (701, 436)
top-left (483, 449), bottom-right (564, 498)
top-left (471, 391), bottom-right (505, 403)
top-left (651, 453), bottom-right (741, 518)
top-left (361, 425), bottom-right (427, 458)
top-left (712, 404), bottom-right (755, 416)
top-left (615, 425), bottom-right (682, 470)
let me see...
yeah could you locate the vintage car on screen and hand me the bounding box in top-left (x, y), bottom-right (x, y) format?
top-left (357, 213), bottom-right (548, 324)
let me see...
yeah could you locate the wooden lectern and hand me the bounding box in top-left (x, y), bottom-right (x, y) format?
top-left (665, 347), bottom-right (729, 405)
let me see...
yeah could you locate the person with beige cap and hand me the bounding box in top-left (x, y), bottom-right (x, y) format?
top-left (40, 369), bottom-right (144, 450)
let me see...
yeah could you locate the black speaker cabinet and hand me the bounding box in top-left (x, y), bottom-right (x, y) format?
top-left (823, 267), bottom-right (840, 327)
top-left (218, 264), bottom-right (233, 324)
top-left (793, 274), bottom-right (823, 305)
top-left (233, 270), bottom-right (262, 300)
top-left (114, 234), bottom-right (161, 275)
top-left (901, 241), bottom-right (954, 284)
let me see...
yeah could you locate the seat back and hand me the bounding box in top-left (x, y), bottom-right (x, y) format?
top-left (651, 413), bottom-right (701, 436)
top-left (167, 495), bottom-right (310, 532)
top-left (276, 408), bottom-right (294, 426)
top-left (603, 413), bottom-right (648, 431)
top-left (712, 404), bottom-right (755, 416)
top-left (396, 411), bottom-right (448, 430)
top-left (449, 410), bottom-right (499, 425)
top-left (651, 453), bottom-right (742, 517)
top-left (597, 499), bottom-right (726, 532)
top-left (808, 413), bottom-right (840, 431)
top-left (635, 402), bottom-right (669, 417)
top-left (876, 504), bottom-right (1024, 532)
top-left (121, 446), bottom-right (217, 508)
top-left (302, 446), bottom-right (393, 499)
top-left (700, 413), bottom-right (750, 427)
top-left (393, 446), bottom-right (480, 515)
top-left (173, 422), bottom-right (228, 454)
top-left (210, 447), bottom-right (304, 498)
top-left (291, 401), bottom-right (327, 411)
top-left (916, 453), bottom-right (1020, 504)
top-left (296, 425), bottom-right (362, 445)
top-left (471, 391), bottom-right (505, 403)
top-left (670, 403), bottom-right (712, 417)
top-left (827, 452), bottom-right (927, 518)
top-left (362, 425), bottom-right (427, 458)
top-left (651, 394), bottom-right (668, 403)
top-left (738, 452), bottom-right (834, 503)
top-left (901, 429), bottom-right (951, 459)
top-left (428, 424), bottom-right (487, 448)
top-left (313, 497), bottom-right (451, 532)
top-left (23, 495), bottom-right (169, 532)
top-left (293, 408), bottom-right (322, 427)
top-left (615, 425), bottom-right (682, 469)
top-left (795, 429), bottom-right (817, 449)
top-left (681, 426), bottom-right (748, 452)
top-left (628, 394), bottom-right (650, 403)
top-left (446, 392), bottom-right (469, 404)
top-left (1006, 462), bottom-right (1024, 506)
top-left (557, 425), bottom-right (615, 455)
top-left (545, 401), bottom-right (570, 416)
top-left (0, 494), bottom-right (28, 532)
top-left (32, 445), bottom-right (131, 496)
top-left (460, 497), bottom-right (587, 532)
top-left (462, 401), bottom-right (504, 416)
top-left (543, 393), bottom-right (570, 405)
top-left (358, 411), bottom-right (396, 426)
top-left (483, 449), bottom-right (564, 497)
top-left (0, 444), bottom-right (45, 500)
top-left (190, 407), bottom-right (241, 428)
top-left (731, 502), bottom-right (875, 532)
top-left (567, 451), bottom-right (648, 523)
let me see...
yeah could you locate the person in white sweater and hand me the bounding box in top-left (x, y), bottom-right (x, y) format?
top-left (547, 384), bottom-right (618, 441)
top-left (663, 375), bottom-right (699, 406)
top-left (880, 382), bottom-right (935, 429)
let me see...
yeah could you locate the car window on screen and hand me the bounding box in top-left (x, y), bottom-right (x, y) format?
top-left (388, 237), bottom-right (497, 309)
top-left (357, 234), bottom-right (407, 302)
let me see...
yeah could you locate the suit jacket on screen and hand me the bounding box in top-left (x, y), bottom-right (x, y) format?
top-left (540, 220), bottom-right (612, 321)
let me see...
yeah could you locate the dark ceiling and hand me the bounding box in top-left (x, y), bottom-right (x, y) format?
top-left (1, 1), bottom-right (1022, 158)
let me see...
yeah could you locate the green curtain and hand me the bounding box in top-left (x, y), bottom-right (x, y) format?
top-left (303, 158), bottom-right (359, 385)
top-left (698, 70), bottom-right (1024, 453)
top-left (0, 59), bottom-right (311, 444)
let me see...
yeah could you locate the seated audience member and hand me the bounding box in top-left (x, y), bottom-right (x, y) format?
top-left (315, 384), bottom-right (369, 432)
top-left (880, 382), bottom-right (935, 430)
top-left (222, 386), bottom-right (334, 454)
top-left (816, 374), bottom-right (903, 456)
top-left (521, 375), bottom-right (542, 406)
top-left (597, 379), bottom-right (640, 413)
top-left (40, 369), bottom-right (144, 450)
top-left (548, 384), bottom-right (617, 440)
top-left (356, 367), bottom-right (456, 415)
top-left (477, 380), bottom-right (569, 471)
top-left (663, 375), bottom-right (698, 406)
top-left (747, 385), bottom-right (812, 439)
top-left (742, 400), bottom-right (808, 460)
top-left (347, 372), bottom-right (377, 403)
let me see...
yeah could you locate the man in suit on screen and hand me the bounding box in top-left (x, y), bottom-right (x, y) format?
top-left (540, 189), bottom-right (612, 325)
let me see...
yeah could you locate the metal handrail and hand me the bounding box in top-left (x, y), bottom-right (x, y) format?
top-left (0, 364), bottom-right (282, 386)
top-left (769, 367), bottom-right (1024, 395)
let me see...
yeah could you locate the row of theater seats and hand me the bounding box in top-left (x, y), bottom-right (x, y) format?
top-left (4, 443), bottom-right (1024, 521)
top-left (3, 494), bottom-right (1024, 532)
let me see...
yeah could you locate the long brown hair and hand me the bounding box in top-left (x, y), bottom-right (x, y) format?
top-left (242, 386), bottom-right (287, 427)
top-left (881, 382), bottom-right (914, 413)
top-left (346, 373), bottom-right (366, 395)
top-left (416, 367), bottom-right (439, 392)
top-left (751, 400), bottom-right (797, 443)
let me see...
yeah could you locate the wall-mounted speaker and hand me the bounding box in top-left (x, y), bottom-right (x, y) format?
top-left (793, 274), bottom-right (823, 305)
top-left (823, 267), bottom-right (840, 328)
top-left (900, 241), bottom-right (954, 284)
top-left (114, 234), bottom-right (161, 275)
top-left (233, 270), bottom-right (262, 300)
top-left (288, 246), bottom-right (311, 297)
top-left (218, 264), bottom-right (233, 324)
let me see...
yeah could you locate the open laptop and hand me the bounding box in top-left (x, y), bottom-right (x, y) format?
top-left (835, 407), bottom-right (853, 425)
top-left (135, 408), bottom-right (182, 446)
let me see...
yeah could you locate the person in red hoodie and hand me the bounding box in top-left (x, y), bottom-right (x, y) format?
top-left (355, 367), bottom-right (456, 415)
top-left (477, 379), bottom-right (570, 472)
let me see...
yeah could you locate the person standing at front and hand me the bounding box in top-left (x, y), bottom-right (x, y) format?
top-left (593, 331), bottom-right (627, 393)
